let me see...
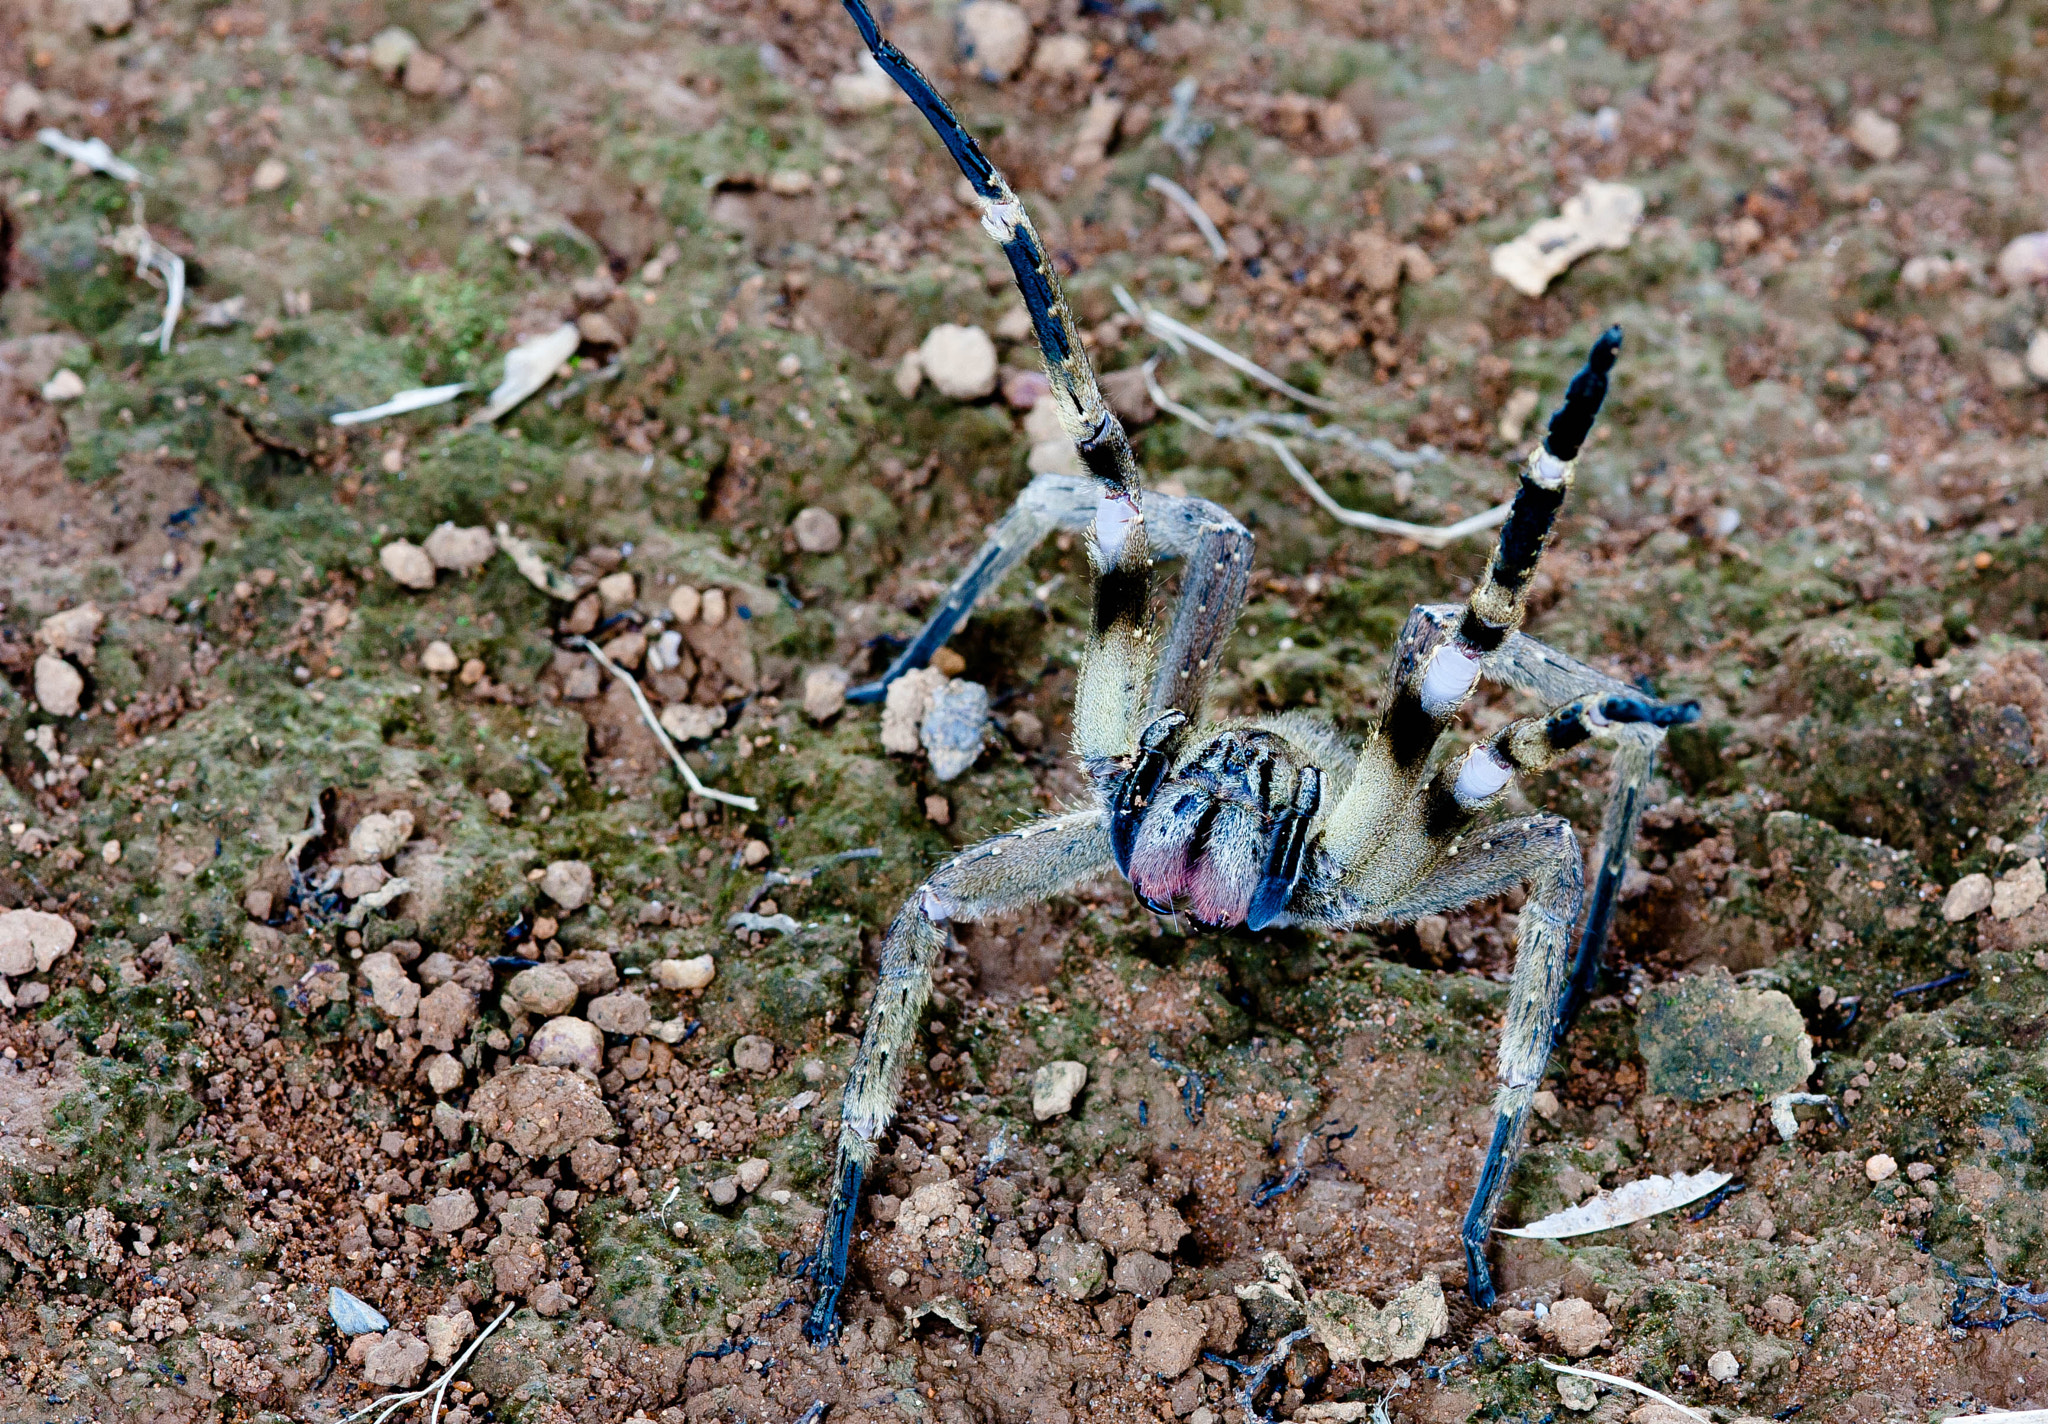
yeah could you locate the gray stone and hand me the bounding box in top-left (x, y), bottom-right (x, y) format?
top-left (529, 1016), bottom-right (604, 1074)
top-left (539, 860), bottom-right (595, 910)
top-left (361, 1330), bottom-right (430, 1387)
top-left (1031, 1059), bottom-right (1087, 1120)
top-left (1635, 966), bottom-right (1814, 1101)
top-left (585, 990), bottom-right (651, 1036)
top-left (1112, 1249), bottom-right (1173, 1298)
top-left (921, 678), bottom-right (990, 781)
top-left (733, 1034), bottom-right (776, 1074)
top-left (425, 1189), bottom-right (477, 1233)
top-left (505, 964), bottom-right (579, 1017)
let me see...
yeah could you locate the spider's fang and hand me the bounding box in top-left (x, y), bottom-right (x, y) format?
top-left (1111, 711), bottom-right (1189, 875)
top-left (1246, 767), bottom-right (1320, 931)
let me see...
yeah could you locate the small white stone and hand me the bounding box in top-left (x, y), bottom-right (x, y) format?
top-left (792, 506), bottom-right (843, 553)
top-left (1987, 348), bottom-right (2031, 392)
top-left (505, 964), bottom-right (579, 1017)
top-left (251, 157), bottom-right (290, 193)
top-left (1992, 858), bottom-right (2045, 920)
top-left (767, 169), bottom-right (813, 196)
top-left (1942, 872), bottom-right (1995, 921)
top-left (0, 908), bottom-right (78, 976)
top-left (803, 666), bottom-right (850, 722)
top-left (831, 53), bottom-right (899, 114)
top-left (1706, 1349), bottom-right (1740, 1383)
top-left (1997, 231), bottom-right (2048, 286)
top-left (659, 703), bottom-right (726, 741)
top-left (2027, 332), bottom-right (2048, 384)
top-left (1031, 1060), bottom-right (1087, 1120)
top-left (348, 810), bottom-right (415, 864)
top-left (736, 1157), bottom-right (771, 1192)
top-left (1864, 1152), bottom-right (1898, 1182)
top-left (33, 654), bottom-right (83, 716)
top-left (379, 540), bottom-right (437, 590)
top-left (894, 347), bottom-right (924, 399)
top-left (422, 640), bottom-right (460, 674)
top-left (1848, 108), bottom-right (1902, 162)
top-left (652, 954), bottom-right (716, 991)
top-left (700, 588), bottom-right (728, 627)
top-left (667, 585), bottom-right (702, 623)
top-left (529, 1016), bottom-right (604, 1074)
top-left (1031, 33), bottom-right (1092, 78)
top-left (539, 859), bottom-right (595, 910)
top-left (917, 325), bottom-right (999, 401)
top-left (956, 0), bottom-right (1032, 81)
top-left (597, 571), bottom-right (636, 608)
top-left (368, 26), bottom-right (419, 78)
top-left (585, 989), bottom-right (651, 1036)
top-left (101, 839), bottom-right (121, 865)
top-left (39, 368), bottom-right (84, 403)
top-left (423, 523), bottom-right (496, 574)
top-left (341, 863), bottom-right (392, 899)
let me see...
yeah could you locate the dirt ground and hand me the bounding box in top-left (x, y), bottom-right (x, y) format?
top-left (3, 0), bottom-right (2048, 1422)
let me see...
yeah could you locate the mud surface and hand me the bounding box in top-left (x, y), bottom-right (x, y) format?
top-left (2, 2), bottom-right (2047, 1423)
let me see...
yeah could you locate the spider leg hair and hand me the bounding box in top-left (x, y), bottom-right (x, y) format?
top-left (804, 808), bottom-right (1111, 1345)
top-left (847, 476), bottom-right (1250, 709)
top-left (839, 0), bottom-right (1141, 501)
top-left (1355, 814), bottom-right (1586, 1309)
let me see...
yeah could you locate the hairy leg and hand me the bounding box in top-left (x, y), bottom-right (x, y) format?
top-left (848, 475), bottom-right (1250, 710)
top-left (1346, 815), bottom-right (1586, 1307)
top-left (805, 808), bottom-right (1110, 1344)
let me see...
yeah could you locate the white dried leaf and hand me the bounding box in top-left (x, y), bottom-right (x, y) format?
top-left (1490, 181), bottom-right (1645, 297)
top-left (331, 382), bottom-right (469, 426)
top-left (38, 128), bottom-right (144, 183)
top-left (475, 323), bottom-right (579, 423)
top-left (1496, 1168), bottom-right (1731, 1239)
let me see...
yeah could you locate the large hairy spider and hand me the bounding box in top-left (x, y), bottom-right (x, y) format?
top-left (804, 0), bottom-right (1698, 1345)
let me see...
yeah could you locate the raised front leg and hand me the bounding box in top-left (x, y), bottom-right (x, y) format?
top-left (805, 808), bottom-right (1111, 1344)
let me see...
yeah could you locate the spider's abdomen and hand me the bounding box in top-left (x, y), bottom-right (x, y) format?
top-left (1117, 727), bottom-right (1321, 929)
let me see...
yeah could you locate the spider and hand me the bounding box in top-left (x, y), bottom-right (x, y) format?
top-left (803, 0), bottom-right (1699, 1345)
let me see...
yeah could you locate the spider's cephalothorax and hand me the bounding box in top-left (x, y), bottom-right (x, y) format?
top-left (804, 0), bottom-right (1699, 1346)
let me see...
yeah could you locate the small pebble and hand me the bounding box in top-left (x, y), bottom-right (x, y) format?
top-left (955, 0), bottom-right (1032, 81)
top-left (1031, 1060), bottom-right (1087, 1120)
top-left (1942, 872), bottom-right (1994, 920)
top-left (597, 571), bottom-right (636, 608)
top-left (423, 523), bottom-right (495, 574)
top-left (539, 859), bottom-right (594, 910)
top-left (102, 839), bottom-right (122, 865)
top-left (380, 540), bottom-right (437, 591)
top-left (1706, 1349), bottom-right (1740, 1383)
top-left (652, 954), bottom-right (717, 991)
top-left (33, 653), bottom-right (83, 716)
top-left (668, 585), bottom-right (702, 623)
top-left (803, 666), bottom-right (850, 722)
top-left (767, 169), bottom-right (813, 197)
top-left (733, 1034), bottom-right (776, 1074)
top-left (916, 324), bottom-right (999, 400)
top-left (251, 157), bottom-right (289, 192)
top-left (1865, 1152), bottom-right (1898, 1182)
top-left (1907, 1161), bottom-right (1936, 1181)
top-left (700, 588), bottom-right (728, 626)
top-left (741, 838), bottom-right (770, 867)
top-left (41, 368), bottom-right (85, 402)
top-left (1848, 108), bottom-right (1902, 162)
top-left (792, 506), bottom-right (843, 553)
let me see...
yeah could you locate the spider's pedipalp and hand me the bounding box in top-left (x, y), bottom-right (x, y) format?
top-left (1111, 710), bottom-right (1191, 875)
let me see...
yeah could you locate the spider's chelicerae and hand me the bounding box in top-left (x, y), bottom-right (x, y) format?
top-left (804, 0), bottom-right (1700, 1345)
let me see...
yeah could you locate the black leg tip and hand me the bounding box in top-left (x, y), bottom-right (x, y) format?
top-left (1599, 694), bottom-right (1701, 728)
top-left (1587, 325), bottom-right (1624, 372)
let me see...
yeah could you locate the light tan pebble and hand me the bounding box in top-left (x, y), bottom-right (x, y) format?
top-left (505, 964), bottom-right (578, 1017)
top-left (368, 26), bottom-right (418, 77)
top-left (596, 571), bottom-right (636, 608)
top-left (1991, 859), bottom-right (2044, 919)
top-left (1009, 709), bottom-right (1044, 748)
top-left (802, 666), bottom-right (849, 722)
top-left (358, 952), bottom-right (419, 1018)
top-left (425, 1189), bottom-right (477, 1233)
top-left (831, 54), bottom-right (898, 113)
top-left (659, 703), bottom-right (725, 741)
top-left (361, 1331), bottom-right (430, 1388)
top-left (539, 859), bottom-right (594, 910)
top-left (423, 1310), bottom-right (474, 1366)
top-left (917, 324), bottom-right (999, 400)
top-left (931, 646), bottom-right (967, 677)
top-left (652, 954), bottom-right (716, 991)
top-left (1707, 1349), bottom-right (1740, 1382)
top-left (1988, 348), bottom-right (2031, 391)
top-left (1530, 1089), bottom-right (1562, 1121)
top-left (699, 587), bottom-right (728, 626)
top-left (924, 794), bottom-right (951, 826)
top-left (424, 1053), bottom-right (465, 1095)
top-left (422, 640), bottom-right (460, 674)
top-left (576, 310), bottom-right (626, 348)
top-left (667, 585), bottom-right (701, 623)
top-left (736, 1158), bottom-right (771, 1192)
top-left (1865, 1153), bottom-right (1898, 1182)
top-left (423, 522), bottom-right (496, 574)
top-left (585, 990), bottom-right (650, 1036)
top-left (37, 603), bottom-right (103, 660)
top-left (1498, 388), bottom-right (1541, 444)
top-left (893, 347), bottom-right (924, 399)
top-left (485, 788), bottom-right (514, 818)
top-left (1031, 1060), bottom-right (1087, 1120)
top-left (415, 982), bottom-right (478, 1052)
top-left (33, 654), bottom-right (83, 716)
top-left (401, 50), bottom-right (449, 97)
top-left (569, 1139), bottom-right (620, 1186)
top-left (243, 889), bottom-right (273, 921)
top-left (1941, 872), bottom-right (1994, 921)
top-left (792, 506), bottom-right (843, 553)
top-left (2027, 332), bottom-right (2048, 384)
top-left (599, 629), bottom-right (646, 670)
top-left (1997, 231), bottom-right (2048, 285)
top-left (379, 540), bottom-right (437, 590)
top-left (733, 1034), bottom-right (775, 1074)
top-left (1906, 1160), bottom-right (1936, 1181)
top-left (340, 864), bottom-right (392, 899)
top-left (1848, 108), bottom-right (1902, 162)
top-left (882, 666), bottom-right (946, 754)
top-left (0, 909), bottom-right (77, 976)
top-left (1556, 1374), bottom-right (1599, 1411)
top-left (251, 157), bottom-right (289, 192)
top-left (40, 368), bottom-right (85, 402)
top-left (741, 838), bottom-right (770, 867)
top-left (1031, 32), bottom-right (1091, 78)
top-left (956, 0), bottom-right (1031, 81)
top-left (767, 169), bottom-right (813, 196)
top-left (70, 0), bottom-right (135, 34)
top-left (529, 1016), bottom-right (604, 1074)
top-left (531, 915), bottom-right (559, 941)
top-left (1537, 1297), bottom-right (1611, 1357)
top-left (101, 839), bottom-right (122, 865)
top-left (348, 810), bottom-right (415, 864)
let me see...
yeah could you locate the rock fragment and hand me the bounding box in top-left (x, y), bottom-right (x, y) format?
top-left (422, 640), bottom-right (460, 673)
top-left (1031, 1060), bottom-right (1087, 1120)
top-left (1865, 1152), bottom-right (1898, 1182)
top-left (424, 1310), bottom-right (474, 1366)
top-left (33, 654), bottom-right (83, 716)
top-left (1707, 1349), bottom-right (1741, 1382)
top-left (916, 324), bottom-right (999, 400)
top-left (529, 1016), bottom-right (604, 1074)
top-left (251, 157), bottom-right (289, 192)
top-left (1129, 1297), bottom-right (1206, 1376)
top-left (1032, 32), bottom-right (1091, 78)
top-left (585, 990), bottom-right (650, 1036)
top-left (792, 506), bottom-right (843, 553)
top-left (956, 1), bottom-right (1032, 81)
top-left (1848, 108), bottom-right (1902, 161)
top-left (882, 667), bottom-right (947, 754)
top-left (416, 981), bottom-right (478, 1052)
top-left (1997, 232), bottom-right (2048, 286)
top-left (469, 1064), bottom-right (614, 1157)
top-left (359, 952), bottom-right (421, 1019)
top-left (348, 810), bottom-right (415, 864)
top-left (368, 26), bottom-right (419, 78)
top-left (1034, 1225), bottom-right (1107, 1300)
top-left (361, 1330), bottom-right (430, 1387)
top-left (733, 1034), bottom-right (776, 1074)
top-left (1992, 859), bottom-right (2044, 919)
top-left (380, 540), bottom-right (437, 590)
top-left (37, 603), bottom-right (103, 662)
top-left (423, 523), bottom-right (496, 574)
top-left (921, 679), bottom-right (990, 781)
top-left (0, 909), bottom-right (77, 976)
top-left (1308, 1277), bottom-right (1448, 1363)
top-left (1537, 1298), bottom-right (1611, 1357)
top-left (1943, 873), bottom-right (1995, 920)
top-left (1490, 181), bottom-right (1644, 297)
top-left (41, 368), bottom-right (85, 402)
top-left (831, 53), bottom-right (899, 113)
top-left (1112, 1250), bottom-right (1173, 1298)
top-left (652, 954), bottom-right (716, 991)
top-left (1635, 965), bottom-right (1813, 1101)
top-left (505, 964), bottom-right (579, 1017)
top-left (539, 860), bottom-right (594, 910)
top-left (425, 1189), bottom-right (477, 1233)
top-left (803, 666), bottom-right (850, 722)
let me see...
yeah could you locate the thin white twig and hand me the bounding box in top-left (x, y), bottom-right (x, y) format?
top-left (38, 128), bottom-right (145, 183)
top-left (1113, 284), bottom-right (1339, 412)
top-left (1145, 174), bottom-right (1229, 263)
top-left (330, 1302), bottom-right (516, 1424)
top-left (1534, 1360), bottom-right (1712, 1424)
top-left (574, 637), bottom-right (760, 811)
top-left (1142, 362), bottom-right (1510, 549)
